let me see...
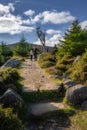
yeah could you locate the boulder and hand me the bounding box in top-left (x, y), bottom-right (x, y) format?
top-left (81, 100), bottom-right (87, 110)
top-left (0, 88), bottom-right (23, 108)
top-left (65, 84), bottom-right (87, 105)
top-left (64, 79), bottom-right (76, 89)
top-left (1, 58), bottom-right (22, 68)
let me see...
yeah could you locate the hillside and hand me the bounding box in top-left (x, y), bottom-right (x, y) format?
top-left (7, 43), bottom-right (53, 52)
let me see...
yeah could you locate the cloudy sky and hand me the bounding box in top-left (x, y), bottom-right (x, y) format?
top-left (0, 0), bottom-right (87, 46)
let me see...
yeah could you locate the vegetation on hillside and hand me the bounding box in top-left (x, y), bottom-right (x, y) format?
top-left (38, 20), bottom-right (87, 85)
top-left (13, 37), bottom-right (33, 57)
top-left (0, 42), bottom-right (13, 65)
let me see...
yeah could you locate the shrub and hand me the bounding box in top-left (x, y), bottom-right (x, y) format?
top-left (69, 51), bottom-right (87, 85)
top-left (39, 61), bottom-right (55, 68)
top-left (55, 54), bottom-right (74, 76)
top-left (0, 54), bottom-right (5, 66)
top-left (0, 105), bottom-right (25, 130)
top-left (0, 67), bottom-right (22, 95)
top-left (38, 52), bottom-right (55, 68)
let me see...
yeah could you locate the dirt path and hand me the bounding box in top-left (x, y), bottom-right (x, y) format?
top-left (21, 59), bottom-right (58, 92)
top-left (21, 59), bottom-right (76, 130)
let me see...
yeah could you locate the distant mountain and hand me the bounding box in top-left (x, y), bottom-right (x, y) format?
top-left (7, 43), bottom-right (53, 52)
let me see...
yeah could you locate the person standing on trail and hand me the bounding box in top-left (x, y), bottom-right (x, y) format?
top-left (29, 49), bottom-right (34, 61)
top-left (34, 47), bottom-right (38, 61)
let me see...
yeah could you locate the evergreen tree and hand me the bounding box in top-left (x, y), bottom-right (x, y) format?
top-left (58, 20), bottom-right (87, 56)
top-left (13, 37), bottom-right (32, 57)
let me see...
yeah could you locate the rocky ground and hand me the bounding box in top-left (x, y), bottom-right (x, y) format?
top-left (21, 59), bottom-right (77, 130)
top-left (21, 59), bottom-right (58, 92)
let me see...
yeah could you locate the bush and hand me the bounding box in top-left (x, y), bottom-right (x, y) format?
top-left (38, 52), bottom-right (55, 68)
top-left (69, 51), bottom-right (87, 85)
top-left (0, 54), bottom-right (5, 66)
top-left (0, 67), bottom-right (22, 95)
top-left (39, 61), bottom-right (55, 68)
top-left (0, 105), bottom-right (25, 130)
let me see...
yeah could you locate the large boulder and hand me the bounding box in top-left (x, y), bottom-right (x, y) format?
top-left (63, 79), bottom-right (76, 90)
top-left (0, 88), bottom-right (23, 108)
top-left (65, 84), bottom-right (87, 105)
top-left (1, 58), bottom-right (22, 68)
top-left (81, 100), bottom-right (87, 110)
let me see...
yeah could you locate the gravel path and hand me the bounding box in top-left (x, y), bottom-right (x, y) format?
top-left (21, 59), bottom-right (76, 130)
top-left (21, 59), bottom-right (58, 92)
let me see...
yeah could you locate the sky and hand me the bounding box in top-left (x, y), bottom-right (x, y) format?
top-left (0, 0), bottom-right (87, 46)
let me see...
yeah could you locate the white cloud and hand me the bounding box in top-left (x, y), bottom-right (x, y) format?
top-left (23, 10), bottom-right (75, 25)
top-left (24, 10), bottom-right (35, 16)
top-left (0, 15), bottom-right (34, 34)
top-left (46, 29), bottom-right (61, 35)
top-left (41, 11), bottom-right (75, 24)
top-left (80, 20), bottom-right (87, 29)
top-left (46, 34), bottom-right (63, 46)
top-left (0, 3), bottom-right (14, 16)
top-left (0, 3), bottom-right (75, 37)
top-left (34, 33), bottom-right (63, 47)
top-left (0, 3), bottom-right (34, 35)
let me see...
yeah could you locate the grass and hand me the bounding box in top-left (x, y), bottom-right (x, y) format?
top-left (22, 90), bottom-right (63, 103)
top-left (70, 110), bottom-right (87, 130)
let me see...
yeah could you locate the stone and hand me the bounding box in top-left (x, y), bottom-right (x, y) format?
top-left (65, 84), bottom-right (87, 105)
top-left (64, 79), bottom-right (76, 89)
top-left (81, 100), bottom-right (87, 110)
top-left (0, 88), bottom-right (23, 108)
top-left (1, 58), bottom-right (22, 68)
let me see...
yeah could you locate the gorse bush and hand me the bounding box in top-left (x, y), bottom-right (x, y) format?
top-left (0, 67), bottom-right (22, 95)
top-left (38, 52), bottom-right (55, 68)
top-left (0, 67), bottom-right (20, 83)
top-left (0, 43), bottom-right (13, 66)
top-left (0, 105), bottom-right (25, 130)
top-left (55, 54), bottom-right (74, 76)
top-left (0, 54), bottom-right (5, 66)
top-left (69, 51), bottom-right (87, 85)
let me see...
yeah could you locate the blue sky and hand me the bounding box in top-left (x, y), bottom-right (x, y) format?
top-left (0, 0), bottom-right (87, 46)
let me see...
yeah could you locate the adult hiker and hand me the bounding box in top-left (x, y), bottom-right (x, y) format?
top-left (29, 49), bottom-right (34, 61)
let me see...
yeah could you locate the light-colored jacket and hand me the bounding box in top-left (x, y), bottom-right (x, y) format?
top-left (30, 50), bottom-right (33, 55)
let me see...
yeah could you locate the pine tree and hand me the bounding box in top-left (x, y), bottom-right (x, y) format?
top-left (58, 20), bottom-right (87, 56)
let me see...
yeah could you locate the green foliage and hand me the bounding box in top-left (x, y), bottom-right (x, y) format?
top-left (0, 67), bottom-right (22, 95)
top-left (0, 105), bottom-right (25, 130)
top-left (69, 52), bottom-right (87, 84)
top-left (58, 20), bottom-right (87, 57)
top-left (22, 90), bottom-right (63, 103)
top-left (0, 42), bottom-right (13, 66)
top-left (55, 54), bottom-right (74, 76)
top-left (51, 44), bottom-right (58, 55)
top-left (38, 52), bottom-right (55, 68)
top-left (69, 51), bottom-right (87, 85)
top-left (71, 110), bottom-right (87, 130)
top-left (0, 54), bottom-right (5, 66)
top-left (13, 37), bottom-right (32, 57)
top-left (0, 42), bottom-right (13, 57)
